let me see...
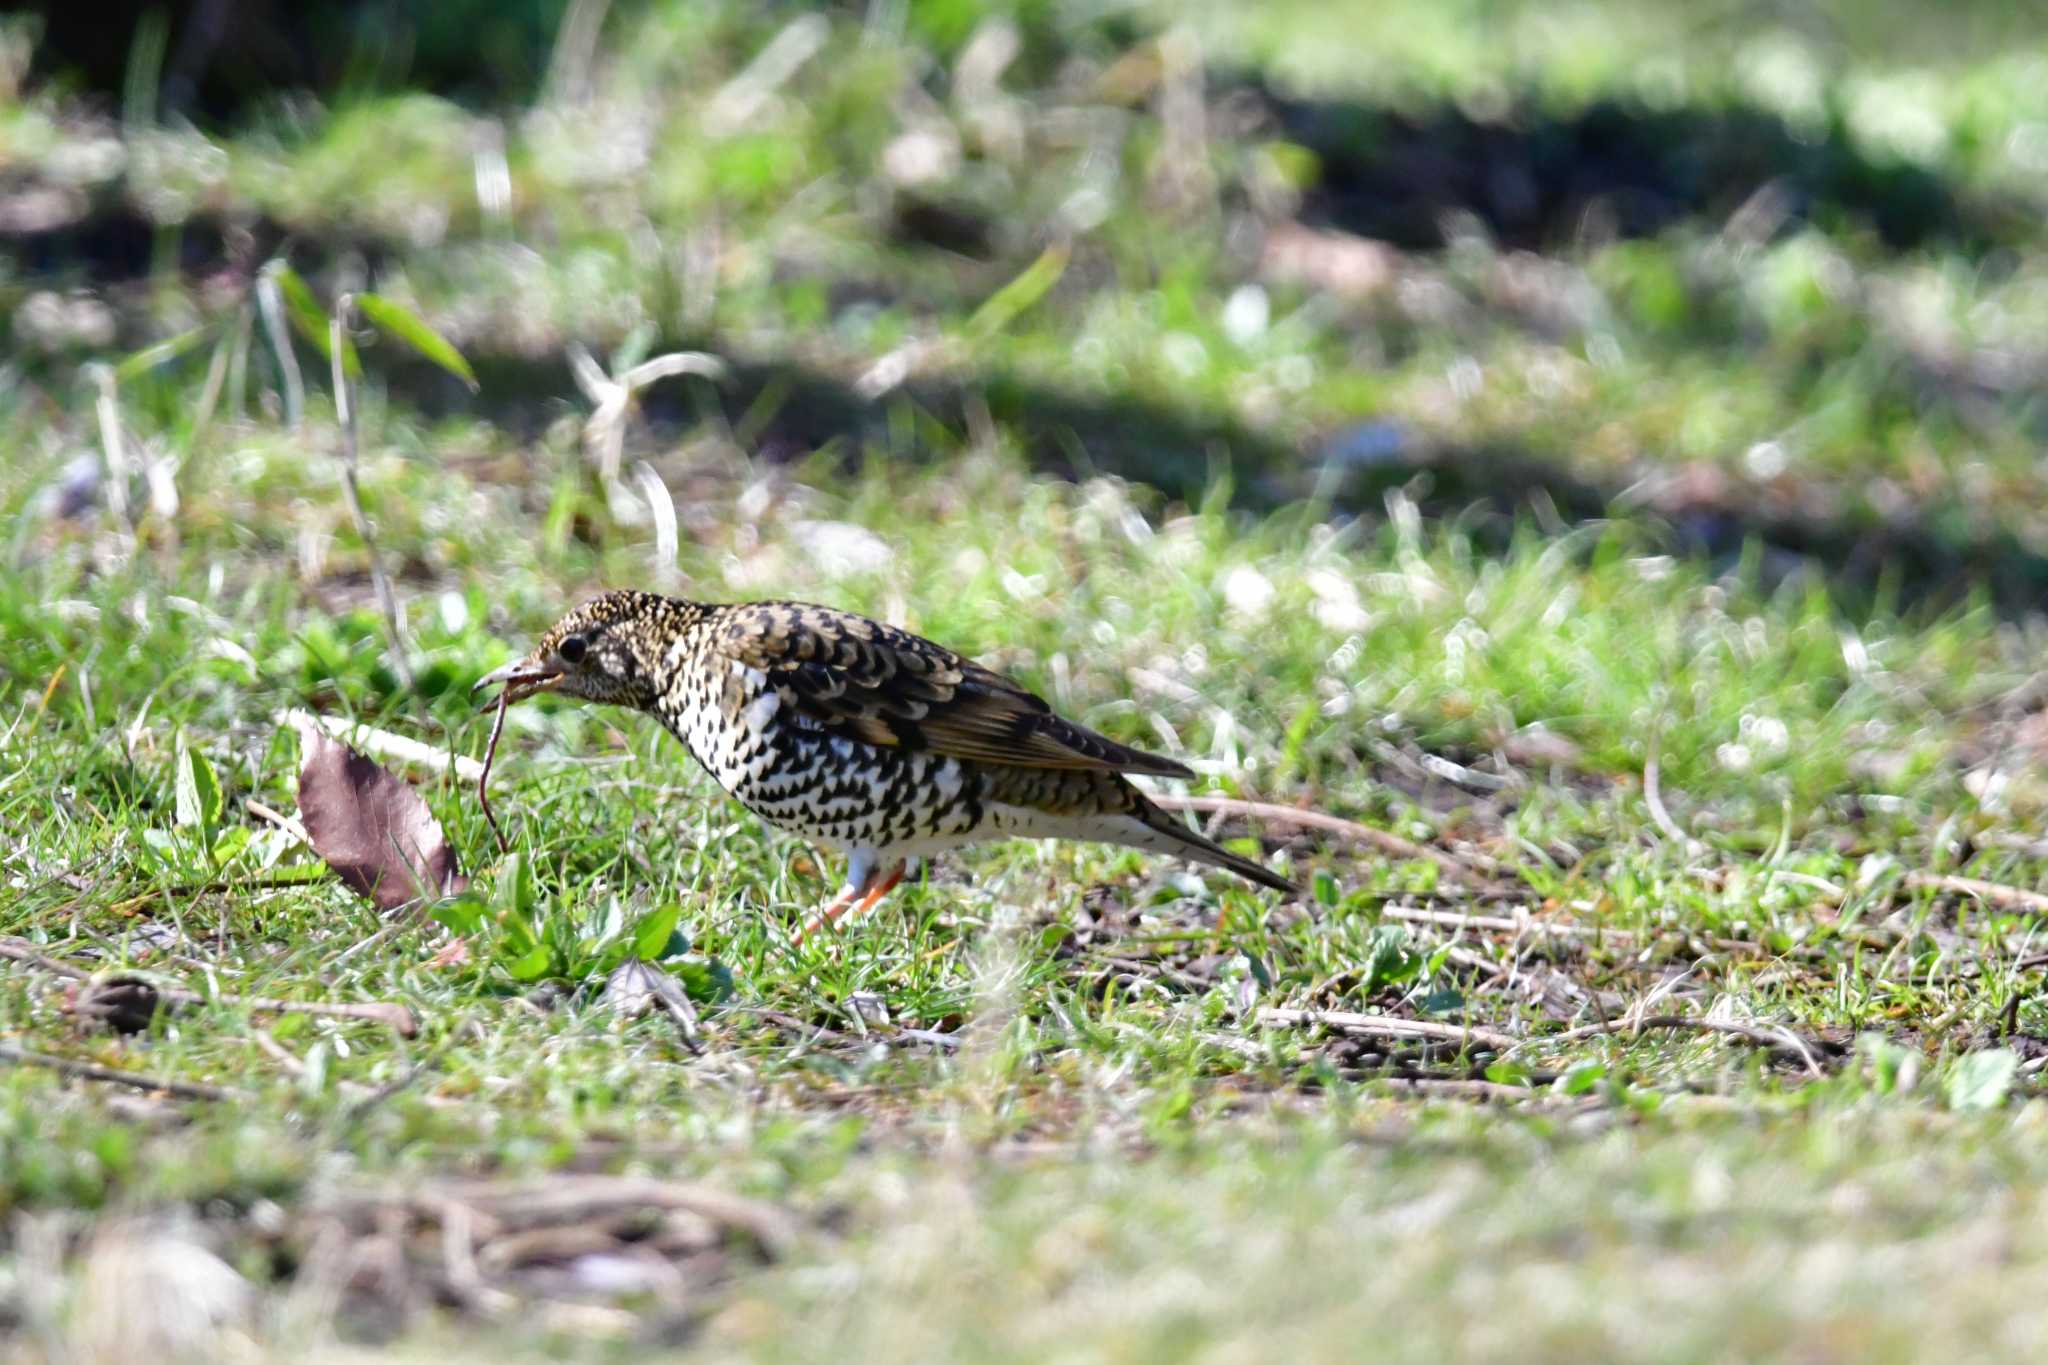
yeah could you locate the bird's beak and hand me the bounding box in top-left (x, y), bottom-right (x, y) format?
top-left (473, 656), bottom-right (564, 708)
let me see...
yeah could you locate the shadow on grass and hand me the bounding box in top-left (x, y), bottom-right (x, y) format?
top-left (1248, 84), bottom-right (2027, 252)
top-left (420, 347), bottom-right (2048, 615)
top-left (12, 71), bottom-right (2047, 610)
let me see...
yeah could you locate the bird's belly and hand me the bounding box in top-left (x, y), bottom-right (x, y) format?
top-left (684, 717), bottom-right (983, 853)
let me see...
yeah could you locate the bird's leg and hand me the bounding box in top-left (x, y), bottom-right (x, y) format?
top-left (795, 855), bottom-right (909, 942)
top-left (795, 848), bottom-right (875, 944)
top-left (836, 860), bottom-right (907, 928)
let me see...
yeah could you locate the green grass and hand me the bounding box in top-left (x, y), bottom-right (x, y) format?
top-left (8, 1), bottom-right (2048, 1358)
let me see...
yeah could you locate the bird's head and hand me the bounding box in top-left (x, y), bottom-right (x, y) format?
top-left (474, 590), bottom-right (695, 711)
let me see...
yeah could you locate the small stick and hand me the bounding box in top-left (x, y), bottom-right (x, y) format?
top-left (1375, 904), bottom-right (1777, 959)
top-left (252, 1029), bottom-right (380, 1100)
top-left (1903, 871), bottom-right (2048, 916)
top-left (1378, 905), bottom-right (1602, 938)
top-left (192, 992), bottom-right (418, 1036)
top-left (0, 937), bottom-right (90, 978)
top-left (1374, 1077), bottom-right (1551, 1102)
top-left (2, 936), bottom-right (418, 1035)
top-left (1643, 734), bottom-right (1704, 856)
top-left (277, 709), bottom-right (485, 781)
top-left (1150, 794), bottom-right (1502, 881)
top-left (245, 797), bottom-right (311, 845)
top-left (250, 1027), bottom-right (309, 1077)
top-left (0, 1041), bottom-right (245, 1102)
top-left (1255, 1006), bottom-right (1519, 1053)
top-left (479, 687), bottom-right (512, 855)
top-left (1526, 1013), bottom-right (1829, 1078)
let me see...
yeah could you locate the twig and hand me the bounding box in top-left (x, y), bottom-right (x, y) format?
top-left (329, 918), bottom-right (409, 967)
top-left (198, 990), bottom-right (417, 1037)
top-left (570, 343), bottom-right (727, 485)
top-left (330, 296), bottom-right (415, 690)
top-left (1087, 953), bottom-right (1211, 995)
top-left (278, 709), bottom-right (483, 782)
top-left (1373, 1076), bottom-right (1550, 1102)
top-left (0, 1041), bottom-right (245, 1102)
top-left (0, 937), bottom-right (91, 979)
top-left (1439, 942), bottom-right (1508, 979)
top-left (479, 687), bottom-right (511, 855)
top-left (69, 875), bottom-right (325, 919)
top-left (435, 1195), bottom-right (517, 1318)
top-left (120, 978), bottom-right (418, 1035)
top-left (2, 937), bottom-right (418, 1035)
top-left (326, 1176), bottom-right (803, 1258)
top-left (1530, 1013), bottom-right (1828, 1078)
top-left (1903, 871), bottom-right (2048, 916)
top-left (891, 1027), bottom-right (962, 1050)
top-left (249, 1026), bottom-right (309, 1076)
top-left (741, 1006), bottom-right (854, 1046)
top-left (250, 1027), bottom-right (377, 1101)
top-left (1642, 733), bottom-right (1704, 855)
top-left (245, 797), bottom-right (311, 846)
top-left (1256, 1006), bottom-right (1518, 1053)
top-left (1378, 905), bottom-right (1608, 939)
top-left (343, 1057), bottom-right (437, 1122)
top-left (1149, 795), bottom-right (1502, 881)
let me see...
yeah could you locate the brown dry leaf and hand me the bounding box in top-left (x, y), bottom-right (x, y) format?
top-left (292, 719), bottom-right (469, 911)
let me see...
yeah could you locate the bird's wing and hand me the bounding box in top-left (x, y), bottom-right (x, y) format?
top-left (708, 601), bottom-right (1195, 778)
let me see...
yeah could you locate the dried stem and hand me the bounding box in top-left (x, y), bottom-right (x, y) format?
top-left (255, 265), bottom-right (304, 429)
top-left (1149, 794), bottom-right (1502, 882)
top-left (0, 1041), bottom-right (245, 1102)
top-left (89, 364), bottom-right (134, 538)
top-left (330, 295), bottom-right (415, 690)
top-left (0, 936), bottom-right (419, 1036)
top-left (1643, 733), bottom-right (1704, 856)
top-left (1255, 1006), bottom-right (1518, 1053)
top-left (1531, 1013), bottom-right (1829, 1078)
top-left (1902, 871), bottom-right (2048, 915)
top-left (279, 708), bottom-right (483, 781)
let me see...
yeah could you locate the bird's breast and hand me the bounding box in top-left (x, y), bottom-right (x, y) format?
top-left (655, 654), bottom-right (983, 849)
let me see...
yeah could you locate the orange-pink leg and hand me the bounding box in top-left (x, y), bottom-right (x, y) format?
top-left (796, 860), bottom-right (906, 943)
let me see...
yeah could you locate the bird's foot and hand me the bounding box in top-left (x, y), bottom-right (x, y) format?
top-left (794, 861), bottom-right (907, 943)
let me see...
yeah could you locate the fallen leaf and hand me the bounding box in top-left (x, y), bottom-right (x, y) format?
top-left (292, 719), bottom-right (469, 911)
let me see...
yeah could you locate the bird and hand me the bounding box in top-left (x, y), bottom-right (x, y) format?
top-left (475, 590), bottom-right (1296, 937)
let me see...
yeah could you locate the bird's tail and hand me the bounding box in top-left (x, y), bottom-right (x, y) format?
top-left (1121, 796), bottom-right (1299, 895)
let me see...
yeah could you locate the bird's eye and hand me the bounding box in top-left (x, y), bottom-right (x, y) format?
top-left (557, 634), bottom-right (588, 665)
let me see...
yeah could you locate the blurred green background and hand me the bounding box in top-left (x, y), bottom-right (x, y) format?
top-left (12, 0), bottom-right (2048, 602)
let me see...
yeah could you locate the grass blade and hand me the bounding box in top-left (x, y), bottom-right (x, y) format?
top-left (357, 291), bottom-right (480, 391)
top-left (266, 260), bottom-right (360, 381)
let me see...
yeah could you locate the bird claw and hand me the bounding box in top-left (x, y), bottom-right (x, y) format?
top-left (792, 861), bottom-right (907, 945)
